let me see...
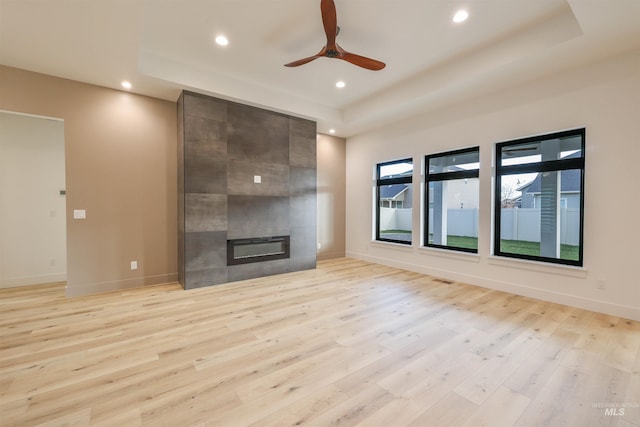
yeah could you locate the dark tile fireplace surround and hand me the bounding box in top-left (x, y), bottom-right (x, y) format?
top-left (177, 91), bottom-right (317, 289)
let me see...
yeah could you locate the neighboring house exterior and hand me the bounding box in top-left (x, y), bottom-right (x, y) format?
top-left (517, 153), bottom-right (582, 209)
top-left (380, 183), bottom-right (411, 208)
top-left (381, 169), bottom-right (479, 211)
top-left (379, 171), bottom-right (413, 208)
top-left (428, 178), bottom-right (480, 210)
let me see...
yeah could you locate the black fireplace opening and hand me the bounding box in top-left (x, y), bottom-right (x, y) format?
top-left (227, 236), bottom-right (290, 266)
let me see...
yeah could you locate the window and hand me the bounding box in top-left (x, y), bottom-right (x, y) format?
top-left (494, 128), bottom-right (585, 266)
top-left (425, 147), bottom-right (480, 253)
top-left (376, 158), bottom-right (413, 244)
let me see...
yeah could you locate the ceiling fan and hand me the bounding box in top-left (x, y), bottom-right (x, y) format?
top-left (284, 0), bottom-right (386, 71)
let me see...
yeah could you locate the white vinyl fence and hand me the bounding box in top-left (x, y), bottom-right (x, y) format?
top-left (501, 208), bottom-right (580, 245)
top-left (380, 207), bottom-right (412, 231)
top-left (382, 207), bottom-right (580, 245)
top-left (429, 209), bottom-right (479, 238)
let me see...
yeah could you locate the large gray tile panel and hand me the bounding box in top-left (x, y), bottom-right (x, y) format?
top-left (290, 194), bottom-right (316, 229)
top-left (184, 116), bottom-right (227, 154)
top-left (227, 258), bottom-right (291, 283)
top-left (184, 231), bottom-right (227, 271)
top-left (185, 193), bottom-right (227, 232)
top-left (227, 103), bottom-right (289, 165)
top-left (184, 109), bottom-right (227, 194)
top-left (290, 167), bottom-right (317, 228)
top-left (289, 117), bottom-right (317, 169)
top-left (185, 267), bottom-right (229, 289)
top-left (185, 156), bottom-right (227, 194)
top-left (289, 167), bottom-right (316, 197)
top-left (290, 225), bottom-right (317, 259)
top-left (227, 195), bottom-right (289, 239)
top-left (228, 160), bottom-right (289, 197)
top-left (183, 92), bottom-right (227, 121)
top-left (289, 256), bottom-right (317, 272)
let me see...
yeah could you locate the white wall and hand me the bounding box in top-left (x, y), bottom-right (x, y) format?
top-left (317, 133), bottom-right (346, 260)
top-left (346, 49), bottom-right (640, 321)
top-left (0, 111), bottom-right (66, 288)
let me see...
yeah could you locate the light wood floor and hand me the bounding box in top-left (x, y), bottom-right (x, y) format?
top-left (1, 258), bottom-right (639, 427)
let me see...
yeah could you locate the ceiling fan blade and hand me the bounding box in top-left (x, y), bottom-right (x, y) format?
top-left (338, 49), bottom-right (386, 71)
top-left (284, 49), bottom-right (325, 67)
top-left (320, 0), bottom-right (338, 48)
top-left (284, 0), bottom-right (385, 71)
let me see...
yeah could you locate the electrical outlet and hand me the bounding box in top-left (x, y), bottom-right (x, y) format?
top-left (73, 209), bottom-right (86, 219)
top-left (130, 261), bottom-right (138, 270)
top-left (596, 279), bottom-right (606, 290)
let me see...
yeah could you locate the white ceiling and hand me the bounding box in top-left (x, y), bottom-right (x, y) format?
top-left (1, 0), bottom-right (639, 137)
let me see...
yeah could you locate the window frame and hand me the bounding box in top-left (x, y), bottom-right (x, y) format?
top-left (375, 158), bottom-right (413, 245)
top-left (494, 128), bottom-right (585, 266)
top-left (424, 147), bottom-right (480, 254)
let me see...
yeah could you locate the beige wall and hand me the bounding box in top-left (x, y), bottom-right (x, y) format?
top-left (346, 48), bottom-right (640, 320)
top-left (0, 65), bottom-right (348, 295)
top-left (317, 133), bottom-right (346, 260)
top-left (0, 112), bottom-right (66, 288)
top-left (0, 66), bottom-right (177, 296)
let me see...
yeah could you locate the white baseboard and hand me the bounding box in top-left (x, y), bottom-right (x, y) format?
top-left (1, 273), bottom-right (67, 289)
top-left (317, 251), bottom-right (346, 261)
top-left (346, 251), bottom-right (640, 321)
top-left (66, 273), bottom-right (180, 297)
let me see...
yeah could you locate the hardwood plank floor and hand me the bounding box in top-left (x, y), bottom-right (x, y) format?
top-left (1, 258), bottom-right (639, 426)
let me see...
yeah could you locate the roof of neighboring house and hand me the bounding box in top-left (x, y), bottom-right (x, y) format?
top-left (380, 170), bottom-right (412, 199)
top-left (518, 151), bottom-right (582, 194)
top-left (380, 184), bottom-right (408, 200)
top-left (519, 170), bottom-right (581, 194)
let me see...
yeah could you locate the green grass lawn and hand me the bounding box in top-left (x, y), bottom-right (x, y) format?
top-left (500, 239), bottom-right (579, 260)
top-left (380, 230), bottom-right (412, 242)
top-left (387, 232), bottom-right (579, 261)
top-left (443, 235), bottom-right (478, 250)
top-left (431, 235), bottom-right (578, 260)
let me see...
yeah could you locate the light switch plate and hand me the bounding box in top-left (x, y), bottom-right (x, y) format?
top-left (254, 175), bottom-right (262, 184)
top-left (73, 209), bottom-right (86, 219)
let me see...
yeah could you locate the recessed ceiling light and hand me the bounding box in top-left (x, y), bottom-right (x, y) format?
top-left (121, 81), bottom-right (132, 90)
top-left (453, 9), bottom-right (469, 23)
top-left (215, 35), bottom-right (229, 46)
top-left (336, 81), bottom-right (346, 88)
top-left (329, 129), bottom-right (336, 134)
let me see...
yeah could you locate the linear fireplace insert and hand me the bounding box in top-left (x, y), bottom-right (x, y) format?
top-left (227, 236), bottom-right (290, 266)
